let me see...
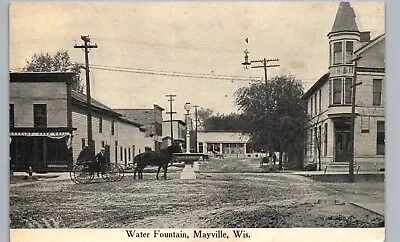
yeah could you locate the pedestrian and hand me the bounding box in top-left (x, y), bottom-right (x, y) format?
top-left (94, 147), bottom-right (106, 177)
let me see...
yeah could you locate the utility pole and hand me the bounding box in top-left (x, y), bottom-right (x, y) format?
top-left (166, 94), bottom-right (177, 143)
top-left (74, 35), bottom-right (98, 155)
top-left (350, 55), bottom-right (362, 182)
top-left (242, 49), bottom-right (279, 158)
top-left (194, 105), bottom-right (199, 152)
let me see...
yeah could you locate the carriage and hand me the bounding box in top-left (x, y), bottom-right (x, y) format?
top-left (69, 146), bottom-right (124, 184)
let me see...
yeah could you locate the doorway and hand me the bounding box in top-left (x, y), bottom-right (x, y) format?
top-left (334, 121), bottom-right (351, 162)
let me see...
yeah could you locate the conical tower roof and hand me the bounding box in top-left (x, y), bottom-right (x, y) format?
top-left (330, 2), bottom-right (359, 34)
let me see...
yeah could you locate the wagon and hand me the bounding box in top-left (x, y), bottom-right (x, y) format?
top-left (69, 146), bottom-right (124, 184)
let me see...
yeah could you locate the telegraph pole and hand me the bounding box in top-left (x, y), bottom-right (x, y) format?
top-left (349, 55), bottom-right (362, 182)
top-left (194, 105), bottom-right (199, 152)
top-left (74, 35), bottom-right (98, 155)
top-left (166, 94), bottom-right (177, 143)
top-left (242, 50), bottom-right (279, 158)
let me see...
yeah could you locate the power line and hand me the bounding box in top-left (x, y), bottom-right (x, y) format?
top-left (87, 64), bottom-right (319, 83)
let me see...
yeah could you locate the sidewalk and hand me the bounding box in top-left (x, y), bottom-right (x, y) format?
top-left (351, 202), bottom-right (385, 216)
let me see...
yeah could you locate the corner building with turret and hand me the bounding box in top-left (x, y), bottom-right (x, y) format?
top-left (302, 2), bottom-right (385, 172)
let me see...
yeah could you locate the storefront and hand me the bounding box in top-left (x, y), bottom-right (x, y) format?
top-left (10, 128), bottom-right (75, 172)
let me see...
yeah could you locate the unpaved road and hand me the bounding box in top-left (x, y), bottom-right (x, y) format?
top-left (10, 168), bottom-right (384, 228)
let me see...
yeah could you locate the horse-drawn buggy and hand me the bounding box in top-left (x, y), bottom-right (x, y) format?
top-left (70, 146), bottom-right (124, 184)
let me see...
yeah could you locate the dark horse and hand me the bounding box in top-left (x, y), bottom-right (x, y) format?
top-left (133, 142), bottom-right (182, 180)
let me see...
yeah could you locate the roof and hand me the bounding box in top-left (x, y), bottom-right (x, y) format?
top-left (10, 72), bottom-right (75, 83)
top-left (301, 73), bottom-right (330, 100)
top-left (162, 119), bottom-right (186, 125)
top-left (329, 2), bottom-right (359, 34)
top-left (354, 33), bottom-right (385, 54)
top-left (72, 90), bottom-right (121, 117)
top-left (118, 116), bottom-right (143, 128)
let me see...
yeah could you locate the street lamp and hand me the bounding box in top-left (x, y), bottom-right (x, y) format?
top-left (184, 102), bottom-right (192, 153)
top-left (242, 49), bottom-right (279, 161)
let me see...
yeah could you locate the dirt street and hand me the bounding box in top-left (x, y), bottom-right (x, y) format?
top-left (10, 159), bottom-right (384, 228)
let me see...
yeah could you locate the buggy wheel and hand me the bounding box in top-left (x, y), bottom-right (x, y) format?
top-left (101, 163), bottom-right (122, 182)
top-left (73, 164), bottom-right (94, 184)
top-left (116, 164), bottom-right (125, 181)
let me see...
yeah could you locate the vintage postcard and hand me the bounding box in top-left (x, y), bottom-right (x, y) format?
top-left (9, 2), bottom-right (385, 242)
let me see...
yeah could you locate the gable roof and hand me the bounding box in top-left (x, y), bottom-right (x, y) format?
top-left (301, 73), bottom-right (330, 100)
top-left (71, 90), bottom-right (121, 117)
top-left (329, 2), bottom-right (359, 34)
top-left (354, 33), bottom-right (385, 54)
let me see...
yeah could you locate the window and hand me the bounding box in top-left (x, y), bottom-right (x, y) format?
top-left (314, 93), bottom-right (318, 114)
top-left (319, 90), bottom-right (322, 114)
top-left (324, 123), bottom-right (328, 157)
top-left (329, 80), bottom-right (332, 105)
top-left (377, 121), bottom-right (385, 155)
top-left (101, 141), bottom-right (105, 148)
top-left (111, 120), bottom-right (115, 135)
top-left (114, 141), bottom-right (118, 163)
top-left (132, 145), bottom-right (136, 159)
top-left (128, 148), bottom-right (131, 161)
top-left (373, 79), bottom-right (382, 106)
top-left (344, 78), bottom-right (352, 104)
top-left (333, 42), bottom-right (343, 64)
top-left (304, 130), bottom-right (308, 156)
top-left (333, 79), bottom-right (342, 104)
top-left (345, 41), bottom-right (353, 64)
top-left (199, 142), bottom-right (203, 153)
top-left (310, 97), bottom-right (313, 115)
top-left (33, 104), bottom-right (47, 128)
top-left (318, 125), bottom-right (322, 155)
top-left (9, 104), bottom-right (14, 128)
top-left (81, 138), bottom-right (86, 149)
top-left (120, 147), bottom-right (123, 161)
top-left (99, 116), bottom-right (103, 133)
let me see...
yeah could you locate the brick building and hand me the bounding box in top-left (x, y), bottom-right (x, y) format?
top-left (114, 105), bottom-right (164, 151)
top-left (162, 119), bottom-right (186, 148)
top-left (302, 2), bottom-right (385, 171)
top-left (9, 72), bottom-right (151, 172)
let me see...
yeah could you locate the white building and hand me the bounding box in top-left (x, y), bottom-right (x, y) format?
top-left (196, 131), bottom-right (250, 158)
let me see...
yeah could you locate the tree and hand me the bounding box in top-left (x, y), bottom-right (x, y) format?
top-left (235, 74), bottom-right (308, 170)
top-left (24, 50), bottom-right (84, 92)
top-left (203, 113), bottom-right (245, 131)
top-left (196, 108), bottom-right (214, 130)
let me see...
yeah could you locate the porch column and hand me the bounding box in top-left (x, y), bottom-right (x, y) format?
top-left (219, 143), bottom-right (223, 155)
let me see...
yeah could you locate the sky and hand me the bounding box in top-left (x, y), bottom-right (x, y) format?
top-left (9, 2), bottom-right (385, 120)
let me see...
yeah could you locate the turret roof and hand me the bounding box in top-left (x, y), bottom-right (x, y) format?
top-left (330, 2), bottom-right (359, 34)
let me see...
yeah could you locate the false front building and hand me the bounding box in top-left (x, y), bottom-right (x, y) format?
top-left (302, 2), bottom-right (385, 171)
top-left (10, 72), bottom-right (152, 172)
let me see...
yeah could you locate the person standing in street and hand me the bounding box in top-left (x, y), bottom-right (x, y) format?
top-left (94, 147), bottom-right (106, 177)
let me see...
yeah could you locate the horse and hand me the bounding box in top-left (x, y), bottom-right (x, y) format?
top-left (133, 142), bottom-right (182, 180)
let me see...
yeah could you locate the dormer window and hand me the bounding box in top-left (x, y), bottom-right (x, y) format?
top-left (333, 42), bottom-right (343, 64)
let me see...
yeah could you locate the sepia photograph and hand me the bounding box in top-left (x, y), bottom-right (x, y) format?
top-left (9, 1), bottom-right (385, 237)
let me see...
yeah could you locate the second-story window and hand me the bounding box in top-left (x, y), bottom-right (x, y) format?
top-left (314, 93), bottom-right (318, 115)
top-left (99, 116), bottom-right (103, 133)
top-left (333, 42), bottom-right (343, 64)
top-left (373, 79), bottom-right (383, 106)
top-left (33, 104), bottom-right (47, 128)
top-left (310, 97), bottom-right (313, 115)
top-left (345, 41), bottom-right (353, 64)
top-left (333, 79), bottom-right (342, 104)
top-left (111, 119), bottom-right (115, 135)
top-left (344, 78), bottom-right (352, 104)
top-left (10, 104), bottom-right (14, 128)
top-left (319, 90), bottom-right (322, 114)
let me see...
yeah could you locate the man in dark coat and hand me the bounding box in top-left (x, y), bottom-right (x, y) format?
top-left (94, 147), bottom-right (106, 177)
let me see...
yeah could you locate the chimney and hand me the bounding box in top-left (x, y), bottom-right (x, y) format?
top-left (360, 31), bottom-right (371, 42)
